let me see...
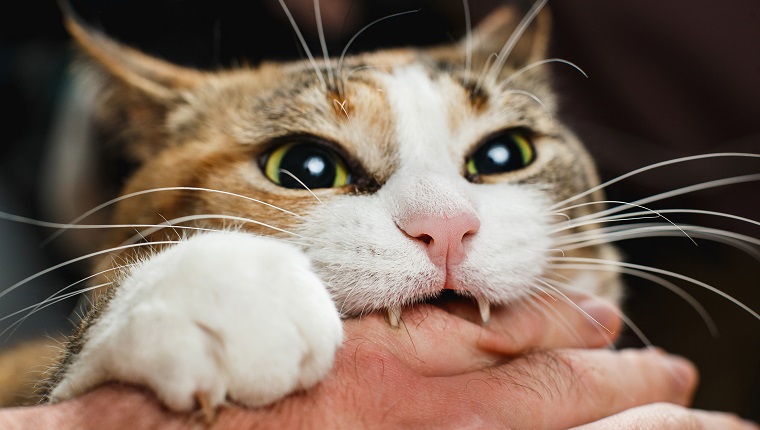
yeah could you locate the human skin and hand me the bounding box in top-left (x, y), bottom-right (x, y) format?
top-left (0, 296), bottom-right (757, 429)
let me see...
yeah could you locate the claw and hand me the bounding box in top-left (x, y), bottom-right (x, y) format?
top-left (194, 391), bottom-right (217, 426)
top-left (477, 297), bottom-right (490, 324)
top-left (388, 306), bottom-right (401, 328)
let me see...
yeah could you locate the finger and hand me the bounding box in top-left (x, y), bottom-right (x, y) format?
top-left (476, 293), bottom-right (622, 355)
top-left (573, 403), bottom-right (760, 430)
top-left (415, 348), bottom-right (699, 429)
top-left (341, 294), bottom-right (622, 377)
top-left (342, 311), bottom-right (505, 376)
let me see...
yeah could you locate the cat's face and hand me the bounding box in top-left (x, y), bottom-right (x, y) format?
top-left (71, 6), bottom-right (621, 320)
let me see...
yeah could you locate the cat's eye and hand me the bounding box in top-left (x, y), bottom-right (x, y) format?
top-left (263, 142), bottom-right (351, 189)
top-left (466, 129), bottom-right (536, 176)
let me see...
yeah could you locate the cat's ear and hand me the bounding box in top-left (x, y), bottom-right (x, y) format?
top-left (466, 4), bottom-right (551, 72)
top-left (63, 10), bottom-right (204, 100)
top-left (62, 6), bottom-right (207, 163)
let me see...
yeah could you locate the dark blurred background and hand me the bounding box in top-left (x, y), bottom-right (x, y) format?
top-left (0, 0), bottom-right (758, 419)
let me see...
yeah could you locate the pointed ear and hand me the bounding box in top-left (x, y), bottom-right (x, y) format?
top-left (61, 5), bottom-right (208, 163)
top-left (467, 4), bottom-right (551, 71)
top-left (63, 8), bottom-right (205, 100)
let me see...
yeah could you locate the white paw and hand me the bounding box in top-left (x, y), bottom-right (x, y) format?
top-left (50, 230), bottom-right (343, 410)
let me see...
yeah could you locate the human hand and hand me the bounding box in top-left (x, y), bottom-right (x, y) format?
top-left (0, 295), bottom-right (755, 429)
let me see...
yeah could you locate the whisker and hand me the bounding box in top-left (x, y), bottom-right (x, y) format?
top-left (547, 264), bottom-right (718, 336)
top-left (551, 200), bottom-right (696, 245)
top-left (0, 212), bottom-right (207, 233)
top-left (554, 208), bottom-right (760, 234)
top-left (344, 64), bottom-right (394, 82)
top-left (4, 265), bottom-right (136, 327)
top-left (41, 186), bottom-right (303, 245)
top-left (276, 0), bottom-right (326, 90)
top-left (1, 283), bottom-right (109, 339)
top-left (0, 241), bottom-right (179, 302)
top-left (121, 213), bottom-right (325, 247)
top-left (550, 153), bottom-right (760, 211)
top-left (554, 224), bottom-right (760, 258)
top-left (336, 9), bottom-right (420, 88)
top-left (474, 53), bottom-right (498, 94)
top-left (486, 0), bottom-right (548, 83)
top-left (546, 277), bottom-right (657, 351)
top-left (313, 0), bottom-right (334, 89)
top-left (525, 289), bottom-right (590, 347)
top-left (550, 257), bottom-right (760, 322)
top-left (504, 89), bottom-right (550, 113)
top-left (279, 169), bottom-right (339, 220)
top-left (158, 214), bottom-right (183, 241)
top-left (461, 0), bottom-right (472, 83)
top-left (535, 278), bottom-right (616, 335)
top-left (498, 58), bottom-right (587, 89)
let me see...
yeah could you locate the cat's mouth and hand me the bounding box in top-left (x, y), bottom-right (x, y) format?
top-left (386, 289), bottom-right (491, 327)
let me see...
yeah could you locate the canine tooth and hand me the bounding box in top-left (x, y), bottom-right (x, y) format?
top-left (388, 306), bottom-right (401, 328)
top-left (477, 298), bottom-right (490, 324)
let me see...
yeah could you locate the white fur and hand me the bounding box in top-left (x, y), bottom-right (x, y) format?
top-left (298, 66), bottom-right (553, 315)
top-left (50, 231), bottom-right (343, 410)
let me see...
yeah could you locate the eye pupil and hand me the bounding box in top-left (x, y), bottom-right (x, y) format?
top-left (263, 142), bottom-right (350, 189)
top-left (467, 130), bottom-right (535, 177)
top-left (278, 145), bottom-right (335, 188)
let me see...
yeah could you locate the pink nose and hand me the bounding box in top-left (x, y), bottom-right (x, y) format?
top-left (400, 213), bottom-right (480, 268)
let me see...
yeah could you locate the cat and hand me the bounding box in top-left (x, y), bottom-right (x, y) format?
top-left (0, 0), bottom-right (757, 418)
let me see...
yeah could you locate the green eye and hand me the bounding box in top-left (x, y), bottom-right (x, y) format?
top-left (466, 129), bottom-right (535, 176)
top-left (263, 142), bottom-right (351, 189)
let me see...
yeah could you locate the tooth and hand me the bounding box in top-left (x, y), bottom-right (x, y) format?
top-left (477, 298), bottom-right (490, 324)
top-left (388, 306), bottom-right (401, 328)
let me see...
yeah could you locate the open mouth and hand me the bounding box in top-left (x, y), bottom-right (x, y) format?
top-left (387, 290), bottom-right (491, 328)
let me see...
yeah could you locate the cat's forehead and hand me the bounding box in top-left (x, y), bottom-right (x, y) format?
top-left (184, 48), bottom-right (555, 185)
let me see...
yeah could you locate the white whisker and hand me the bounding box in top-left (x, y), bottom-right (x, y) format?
top-left (276, 0), bottom-right (326, 90)
top-left (556, 225), bottom-right (760, 261)
top-left (534, 278), bottom-right (615, 335)
top-left (42, 186), bottom-right (303, 245)
top-left (337, 9), bottom-right (420, 87)
top-left (499, 58), bottom-right (587, 89)
top-left (547, 277), bottom-right (656, 351)
top-left (279, 169), bottom-right (339, 220)
top-left (1, 283), bottom-right (111, 339)
top-left (0, 241), bottom-right (179, 302)
top-left (551, 200), bottom-right (696, 245)
top-left (474, 53), bottom-right (498, 94)
top-left (486, 0), bottom-right (548, 82)
top-left (551, 153), bottom-right (760, 211)
top-left (313, 0), bottom-right (334, 89)
top-left (462, 0), bottom-right (472, 83)
top-left (547, 264), bottom-right (718, 336)
top-left (504, 89), bottom-right (551, 114)
top-left (6, 265), bottom-right (136, 327)
top-left (526, 289), bottom-right (588, 347)
top-left (121, 213), bottom-right (325, 246)
top-left (550, 257), bottom-right (760, 322)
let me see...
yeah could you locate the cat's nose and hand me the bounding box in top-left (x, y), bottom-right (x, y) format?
top-left (400, 213), bottom-right (480, 268)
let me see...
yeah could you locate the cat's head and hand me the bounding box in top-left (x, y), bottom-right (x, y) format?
top-left (65, 4), bottom-right (621, 320)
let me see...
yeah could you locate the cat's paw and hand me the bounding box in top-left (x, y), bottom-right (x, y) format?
top-left (49, 231), bottom-right (343, 410)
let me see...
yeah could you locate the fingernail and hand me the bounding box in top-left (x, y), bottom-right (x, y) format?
top-left (578, 298), bottom-right (620, 334)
